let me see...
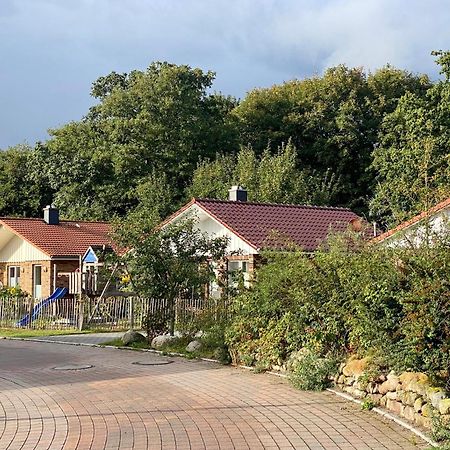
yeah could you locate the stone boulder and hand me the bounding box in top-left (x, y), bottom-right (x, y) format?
top-left (122, 330), bottom-right (146, 346)
top-left (151, 334), bottom-right (177, 349)
top-left (398, 372), bottom-right (429, 396)
top-left (342, 357), bottom-right (370, 378)
top-left (379, 373), bottom-right (400, 394)
top-left (186, 340), bottom-right (202, 353)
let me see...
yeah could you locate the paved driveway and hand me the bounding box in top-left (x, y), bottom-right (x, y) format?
top-left (0, 340), bottom-right (427, 450)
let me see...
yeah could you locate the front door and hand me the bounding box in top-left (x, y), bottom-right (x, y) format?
top-left (33, 265), bottom-right (42, 298)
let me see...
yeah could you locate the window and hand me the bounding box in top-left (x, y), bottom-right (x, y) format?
top-left (228, 260), bottom-right (250, 288)
top-left (8, 266), bottom-right (20, 287)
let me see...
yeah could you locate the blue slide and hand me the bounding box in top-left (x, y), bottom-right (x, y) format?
top-left (17, 287), bottom-right (68, 327)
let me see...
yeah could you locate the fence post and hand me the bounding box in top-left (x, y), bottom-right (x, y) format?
top-left (78, 296), bottom-right (84, 331)
top-left (28, 298), bottom-right (34, 329)
top-left (128, 297), bottom-right (134, 330)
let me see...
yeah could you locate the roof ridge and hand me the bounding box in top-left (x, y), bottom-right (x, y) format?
top-left (0, 217), bottom-right (110, 224)
top-left (194, 198), bottom-right (352, 212)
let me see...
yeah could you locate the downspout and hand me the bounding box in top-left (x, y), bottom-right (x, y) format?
top-left (53, 262), bottom-right (57, 293)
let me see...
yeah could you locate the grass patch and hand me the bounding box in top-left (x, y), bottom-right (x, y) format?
top-left (0, 328), bottom-right (125, 338)
top-left (0, 328), bottom-right (98, 338)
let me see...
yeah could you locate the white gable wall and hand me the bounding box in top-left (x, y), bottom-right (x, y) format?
top-left (0, 234), bottom-right (50, 262)
top-left (167, 204), bottom-right (258, 255)
top-left (382, 208), bottom-right (450, 248)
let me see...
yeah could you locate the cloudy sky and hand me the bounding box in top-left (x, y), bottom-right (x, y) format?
top-left (1, 0), bottom-right (449, 148)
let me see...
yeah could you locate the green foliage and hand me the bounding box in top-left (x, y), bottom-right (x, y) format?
top-left (233, 64), bottom-right (430, 212)
top-left (226, 228), bottom-right (450, 382)
top-left (116, 216), bottom-right (229, 334)
top-left (0, 144), bottom-right (52, 217)
top-left (432, 413), bottom-right (450, 444)
top-left (30, 62), bottom-right (238, 220)
top-left (371, 52), bottom-right (450, 226)
top-left (0, 286), bottom-right (28, 299)
top-left (143, 309), bottom-right (169, 343)
top-left (289, 349), bottom-right (339, 391)
top-left (361, 398), bottom-right (375, 411)
top-left (189, 141), bottom-right (341, 206)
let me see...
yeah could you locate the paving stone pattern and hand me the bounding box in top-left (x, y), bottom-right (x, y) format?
top-left (0, 340), bottom-right (427, 449)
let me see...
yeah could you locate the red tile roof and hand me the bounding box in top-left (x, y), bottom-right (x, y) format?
top-left (167, 198), bottom-right (360, 251)
top-left (0, 217), bottom-right (111, 257)
top-left (372, 197), bottom-right (450, 244)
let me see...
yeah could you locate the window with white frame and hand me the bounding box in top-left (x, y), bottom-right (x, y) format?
top-left (8, 266), bottom-right (21, 287)
top-left (228, 260), bottom-right (250, 288)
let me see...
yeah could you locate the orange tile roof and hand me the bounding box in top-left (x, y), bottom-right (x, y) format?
top-left (372, 197), bottom-right (450, 244)
top-left (0, 217), bottom-right (112, 257)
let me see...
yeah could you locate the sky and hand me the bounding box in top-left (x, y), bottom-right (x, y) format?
top-left (1, 0), bottom-right (449, 149)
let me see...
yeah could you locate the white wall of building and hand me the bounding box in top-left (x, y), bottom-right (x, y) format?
top-left (0, 233), bottom-right (49, 263)
top-left (169, 204), bottom-right (258, 255)
top-left (382, 208), bottom-right (450, 248)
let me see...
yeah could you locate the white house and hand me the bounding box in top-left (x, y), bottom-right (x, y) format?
top-left (163, 186), bottom-right (361, 296)
top-left (372, 197), bottom-right (450, 247)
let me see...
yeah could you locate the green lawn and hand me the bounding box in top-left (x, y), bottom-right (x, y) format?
top-left (0, 328), bottom-right (97, 338)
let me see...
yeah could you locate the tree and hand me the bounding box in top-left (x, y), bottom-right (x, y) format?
top-left (39, 62), bottom-right (239, 220)
top-left (233, 65), bottom-right (430, 212)
top-left (370, 52), bottom-right (450, 226)
top-left (117, 217), bottom-right (229, 334)
top-left (188, 141), bottom-right (341, 206)
top-left (0, 144), bottom-right (52, 217)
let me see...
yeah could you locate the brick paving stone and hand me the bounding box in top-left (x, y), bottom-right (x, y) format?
top-left (0, 340), bottom-right (430, 450)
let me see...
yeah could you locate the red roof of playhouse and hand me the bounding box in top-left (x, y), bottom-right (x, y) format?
top-left (166, 198), bottom-right (361, 251)
top-left (0, 217), bottom-right (111, 257)
top-left (372, 196), bottom-right (450, 244)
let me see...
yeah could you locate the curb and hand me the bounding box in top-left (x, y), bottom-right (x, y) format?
top-left (5, 336), bottom-right (439, 447)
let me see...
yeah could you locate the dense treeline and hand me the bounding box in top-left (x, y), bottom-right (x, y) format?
top-left (1, 53), bottom-right (449, 226)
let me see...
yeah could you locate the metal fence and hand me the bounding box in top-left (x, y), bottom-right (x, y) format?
top-left (0, 295), bottom-right (229, 331)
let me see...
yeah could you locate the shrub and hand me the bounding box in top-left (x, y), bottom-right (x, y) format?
top-left (288, 349), bottom-right (340, 391)
top-left (226, 227), bottom-right (450, 384)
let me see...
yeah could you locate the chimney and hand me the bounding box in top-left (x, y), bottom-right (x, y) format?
top-left (43, 205), bottom-right (59, 225)
top-left (228, 185), bottom-right (247, 202)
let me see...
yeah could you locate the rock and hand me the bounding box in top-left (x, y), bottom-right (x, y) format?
top-left (352, 389), bottom-right (366, 399)
top-left (398, 372), bottom-right (429, 396)
top-left (414, 413), bottom-right (432, 429)
top-left (337, 375), bottom-right (345, 384)
top-left (421, 403), bottom-right (433, 417)
top-left (151, 334), bottom-right (177, 349)
top-left (403, 405), bottom-right (415, 421)
top-left (386, 399), bottom-right (403, 415)
top-left (367, 393), bottom-right (382, 404)
top-left (386, 391), bottom-right (398, 400)
top-left (414, 397), bottom-right (424, 413)
top-left (122, 330), bottom-right (146, 346)
top-left (342, 357), bottom-right (370, 378)
top-left (367, 382), bottom-right (379, 394)
top-left (429, 390), bottom-right (447, 409)
top-left (379, 395), bottom-right (387, 407)
top-left (186, 340), bottom-right (202, 353)
top-left (438, 398), bottom-right (450, 415)
top-left (379, 377), bottom-right (399, 394)
top-left (344, 376), bottom-right (355, 386)
top-left (399, 391), bottom-right (418, 406)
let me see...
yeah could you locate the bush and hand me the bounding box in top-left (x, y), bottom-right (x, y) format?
top-left (288, 349), bottom-right (340, 391)
top-left (225, 228), bottom-right (450, 384)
